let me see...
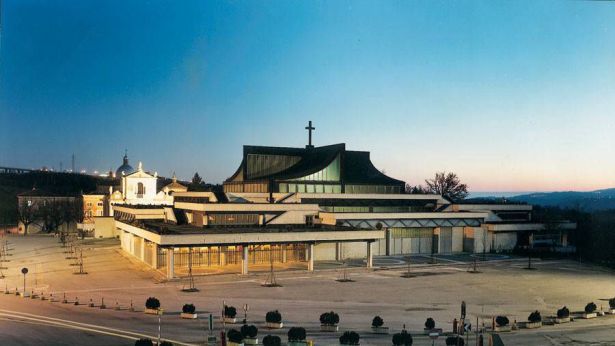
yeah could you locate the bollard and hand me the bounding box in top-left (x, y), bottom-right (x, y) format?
top-left (74, 297), bottom-right (79, 306)
top-left (30, 290), bottom-right (36, 299)
top-left (15, 287), bottom-right (19, 296)
top-left (129, 299), bottom-right (135, 312)
top-left (62, 293), bottom-right (68, 304)
top-left (4, 284), bottom-right (9, 294)
top-left (49, 293), bottom-right (54, 302)
top-left (100, 298), bottom-right (106, 309)
top-left (89, 298), bottom-right (94, 307)
top-left (115, 300), bottom-right (120, 310)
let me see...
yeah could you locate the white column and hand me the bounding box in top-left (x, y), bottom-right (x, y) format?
top-left (219, 246), bottom-right (226, 266)
top-left (241, 246), bottom-right (249, 275)
top-left (385, 228), bottom-right (392, 256)
top-left (281, 244), bottom-right (287, 263)
top-left (140, 237), bottom-right (146, 261)
top-left (366, 241), bottom-right (373, 268)
top-left (166, 248), bottom-right (174, 279)
top-left (151, 243), bottom-right (158, 268)
top-left (307, 243), bottom-right (314, 272)
top-left (335, 242), bottom-right (342, 261)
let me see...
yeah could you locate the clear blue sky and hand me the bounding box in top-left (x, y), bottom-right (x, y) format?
top-left (2, 1), bottom-right (615, 192)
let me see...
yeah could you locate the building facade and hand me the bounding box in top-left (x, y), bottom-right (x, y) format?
top-left (105, 141), bottom-right (576, 279)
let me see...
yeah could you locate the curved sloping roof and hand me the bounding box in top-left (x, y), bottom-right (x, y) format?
top-left (343, 151), bottom-right (405, 185)
top-left (225, 143), bottom-right (405, 188)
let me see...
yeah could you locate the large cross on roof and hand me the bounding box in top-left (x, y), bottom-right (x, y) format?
top-left (305, 120), bottom-right (315, 148)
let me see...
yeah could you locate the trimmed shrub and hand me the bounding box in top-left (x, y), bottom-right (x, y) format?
top-left (557, 306), bottom-right (570, 318)
top-left (225, 305), bottom-right (237, 318)
top-left (528, 311), bottom-right (541, 323)
top-left (262, 335), bottom-right (282, 346)
top-left (424, 317), bottom-right (435, 330)
top-left (392, 330), bottom-right (413, 346)
top-left (227, 329), bottom-right (244, 343)
top-left (495, 316), bottom-right (509, 327)
top-left (372, 315), bottom-right (384, 328)
top-left (145, 297), bottom-right (160, 310)
top-left (135, 339), bottom-right (153, 346)
top-left (339, 331), bottom-right (360, 345)
top-left (266, 310), bottom-right (282, 323)
top-left (160, 342), bottom-right (173, 346)
top-left (288, 327), bottom-right (307, 342)
top-left (182, 304), bottom-right (195, 314)
top-left (241, 324), bottom-right (258, 338)
top-left (446, 336), bottom-right (465, 346)
top-left (585, 302), bottom-right (597, 314)
top-left (319, 311), bottom-right (340, 325)
top-left (609, 298), bottom-right (615, 309)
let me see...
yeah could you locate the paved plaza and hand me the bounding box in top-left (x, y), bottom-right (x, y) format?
top-left (1, 234), bottom-right (615, 345)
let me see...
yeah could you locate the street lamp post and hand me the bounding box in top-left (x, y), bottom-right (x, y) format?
top-left (21, 267), bottom-right (28, 297)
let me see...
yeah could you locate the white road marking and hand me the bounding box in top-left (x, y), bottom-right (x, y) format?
top-left (0, 309), bottom-right (195, 346)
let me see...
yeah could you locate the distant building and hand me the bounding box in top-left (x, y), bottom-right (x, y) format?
top-left (80, 154), bottom-right (187, 237)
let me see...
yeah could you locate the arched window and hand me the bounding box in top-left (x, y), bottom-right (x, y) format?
top-left (137, 182), bottom-right (145, 197)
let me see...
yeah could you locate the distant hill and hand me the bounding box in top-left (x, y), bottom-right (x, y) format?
top-left (467, 188), bottom-right (615, 211)
top-left (508, 189), bottom-right (615, 211)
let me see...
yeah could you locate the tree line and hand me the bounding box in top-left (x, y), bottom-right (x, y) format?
top-left (17, 197), bottom-right (84, 236)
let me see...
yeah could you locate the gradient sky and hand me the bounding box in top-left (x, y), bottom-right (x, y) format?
top-left (2, 1), bottom-right (615, 192)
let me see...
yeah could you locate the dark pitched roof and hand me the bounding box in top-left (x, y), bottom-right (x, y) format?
top-left (226, 143), bottom-right (405, 187)
top-left (342, 150), bottom-right (404, 185)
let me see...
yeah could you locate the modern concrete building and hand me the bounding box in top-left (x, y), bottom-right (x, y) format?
top-left (106, 136), bottom-right (575, 279)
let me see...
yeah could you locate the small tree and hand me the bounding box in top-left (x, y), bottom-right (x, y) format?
top-left (392, 330), bottom-right (413, 346)
top-left (339, 331), bottom-right (360, 345)
top-left (557, 306), bottom-right (570, 318)
top-left (17, 199), bottom-right (37, 235)
top-left (495, 316), bottom-right (509, 327)
top-left (425, 172), bottom-right (469, 201)
top-left (585, 302), bottom-right (597, 313)
top-left (319, 311), bottom-right (339, 326)
top-left (372, 315), bottom-right (384, 328)
top-left (424, 317), bottom-right (435, 330)
top-left (263, 335), bottom-right (281, 346)
top-left (266, 310), bottom-right (282, 323)
top-left (528, 311), bottom-right (541, 323)
top-left (134, 339), bottom-right (154, 346)
top-left (182, 304), bottom-right (195, 314)
top-left (241, 324), bottom-right (258, 339)
top-left (227, 329), bottom-right (243, 343)
top-left (191, 172), bottom-right (203, 185)
top-left (287, 327), bottom-right (306, 342)
top-left (224, 305), bottom-right (237, 318)
top-left (145, 297), bottom-right (160, 310)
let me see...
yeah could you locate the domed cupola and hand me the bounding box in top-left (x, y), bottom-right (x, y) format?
top-left (115, 151), bottom-right (135, 177)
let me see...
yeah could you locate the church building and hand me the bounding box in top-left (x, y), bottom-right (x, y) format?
top-left (104, 122), bottom-right (576, 279)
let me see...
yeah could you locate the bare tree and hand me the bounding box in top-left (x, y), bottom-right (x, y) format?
top-left (425, 172), bottom-right (469, 202)
top-left (17, 199), bottom-right (37, 236)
